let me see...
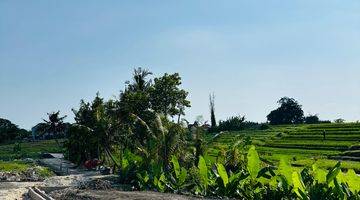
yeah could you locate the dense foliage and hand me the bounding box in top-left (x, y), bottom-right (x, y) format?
top-left (210, 116), bottom-right (265, 132)
top-left (305, 114), bottom-right (320, 124)
top-left (0, 118), bottom-right (29, 143)
top-left (62, 69), bottom-right (359, 199)
top-left (267, 97), bottom-right (304, 125)
top-left (65, 68), bottom-right (191, 167)
top-left (120, 145), bottom-right (360, 199)
top-left (218, 115), bottom-right (246, 131)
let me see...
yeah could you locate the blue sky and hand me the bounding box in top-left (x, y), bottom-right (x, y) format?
top-left (1, 1), bottom-right (359, 129)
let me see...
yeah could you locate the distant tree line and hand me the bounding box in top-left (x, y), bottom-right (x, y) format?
top-left (266, 97), bottom-right (331, 125)
top-left (207, 96), bottom-right (332, 133)
top-left (0, 118), bottom-right (30, 143)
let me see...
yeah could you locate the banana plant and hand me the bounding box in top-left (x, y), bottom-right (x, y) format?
top-left (213, 162), bottom-right (247, 197)
top-left (136, 160), bottom-right (168, 192)
top-left (193, 155), bottom-right (219, 196)
top-left (247, 146), bottom-right (277, 180)
top-left (168, 155), bottom-right (188, 192)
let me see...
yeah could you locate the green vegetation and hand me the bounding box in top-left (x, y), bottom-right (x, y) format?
top-left (2, 68), bottom-right (360, 199)
top-left (0, 160), bottom-right (29, 172)
top-left (0, 140), bottom-right (59, 178)
top-left (59, 69), bottom-right (360, 199)
top-left (0, 118), bottom-right (30, 142)
top-left (0, 140), bottom-right (63, 160)
top-left (121, 145), bottom-right (360, 199)
top-left (0, 160), bottom-right (53, 177)
top-left (207, 123), bottom-right (360, 171)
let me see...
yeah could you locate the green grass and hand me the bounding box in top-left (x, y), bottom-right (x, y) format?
top-left (0, 140), bottom-right (64, 160)
top-left (0, 160), bottom-right (54, 177)
top-left (0, 140), bottom-right (60, 177)
top-left (0, 160), bottom-right (29, 172)
top-left (206, 123), bottom-right (360, 171)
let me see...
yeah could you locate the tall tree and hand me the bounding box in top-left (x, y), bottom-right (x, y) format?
top-left (43, 111), bottom-right (67, 146)
top-left (71, 92), bottom-right (115, 162)
top-left (127, 67), bottom-right (153, 92)
top-left (0, 118), bottom-right (20, 142)
top-left (267, 97), bottom-right (304, 125)
top-left (66, 68), bottom-right (191, 169)
top-left (149, 73), bottom-right (191, 122)
top-left (209, 93), bottom-right (216, 128)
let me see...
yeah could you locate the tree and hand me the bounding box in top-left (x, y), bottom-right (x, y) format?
top-left (0, 118), bottom-right (21, 142)
top-left (304, 114), bottom-right (320, 124)
top-left (43, 111), bottom-right (67, 145)
top-left (119, 68), bottom-right (153, 120)
top-left (150, 73), bottom-right (190, 122)
top-left (127, 67), bottom-right (153, 92)
top-left (43, 111), bottom-right (68, 147)
top-left (70, 93), bottom-right (116, 163)
top-left (267, 97), bottom-right (304, 125)
top-left (66, 68), bottom-right (191, 170)
top-left (218, 115), bottom-right (246, 131)
top-left (334, 118), bottom-right (345, 123)
top-left (209, 93), bottom-right (216, 128)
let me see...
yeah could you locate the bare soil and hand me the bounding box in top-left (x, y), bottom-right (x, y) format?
top-left (50, 189), bottom-right (202, 200)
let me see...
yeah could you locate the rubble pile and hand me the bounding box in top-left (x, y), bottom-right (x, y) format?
top-left (77, 179), bottom-right (112, 190)
top-left (0, 168), bottom-right (44, 182)
top-left (49, 188), bottom-right (97, 200)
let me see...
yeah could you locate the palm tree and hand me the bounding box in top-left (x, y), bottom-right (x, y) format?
top-left (127, 67), bottom-right (153, 92)
top-left (131, 112), bottom-right (186, 171)
top-left (43, 111), bottom-right (67, 146)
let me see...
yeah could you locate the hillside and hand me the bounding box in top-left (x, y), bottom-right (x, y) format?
top-left (207, 123), bottom-right (360, 171)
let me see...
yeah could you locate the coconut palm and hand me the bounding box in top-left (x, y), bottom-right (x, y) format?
top-left (127, 67), bottom-right (153, 92)
top-left (131, 112), bottom-right (186, 171)
top-left (43, 111), bottom-right (67, 146)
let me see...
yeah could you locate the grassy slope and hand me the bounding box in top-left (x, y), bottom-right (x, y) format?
top-left (0, 160), bottom-right (53, 177)
top-left (207, 123), bottom-right (360, 171)
top-left (0, 140), bottom-right (61, 176)
top-left (0, 139), bottom-right (63, 161)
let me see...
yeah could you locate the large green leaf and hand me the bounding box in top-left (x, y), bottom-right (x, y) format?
top-left (154, 173), bottom-right (166, 192)
top-left (292, 171), bottom-right (306, 198)
top-left (326, 162), bottom-right (341, 184)
top-left (341, 169), bottom-right (360, 193)
top-left (171, 155), bottom-right (180, 178)
top-left (179, 167), bottom-right (187, 185)
top-left (312, 164), bottom-right (327, 183)
top-left (247, 145), bottom-right (260, 179)
top-left (198, 156), bottom-right (208, 190)
top-left (278, 157), bottom-right (293, 185)
top-left (216, 163), bottom-right (229, 187)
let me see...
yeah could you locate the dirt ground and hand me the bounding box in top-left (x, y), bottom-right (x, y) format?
top-left (0, 166), bottom-right (101, 200)
top-left (0, 157), bottom-right (204, 200)
top-left (50, 189), bottom-right (202, 200)
top-left (0, 172), bottom-right (203, 200)
top-left (0, 182), bottom-right (41, 200)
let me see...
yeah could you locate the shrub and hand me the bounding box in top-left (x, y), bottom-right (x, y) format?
top-left (334, 118), bottom-right (345, 123)
top-left (218, 115), bottom-right (246, 131)
top-left (304, 114), bottom-right (320, 124)
top-left (118, 146), bottom-right (360, 199)
top-left (259, 123), bottom-right (270, 130)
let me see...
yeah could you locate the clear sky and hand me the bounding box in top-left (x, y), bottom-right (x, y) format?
top-left (1, 1), bottom-right (359, 129)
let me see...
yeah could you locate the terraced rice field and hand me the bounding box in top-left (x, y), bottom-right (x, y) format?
top-left (206, 123), bottom-right (360, 171)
